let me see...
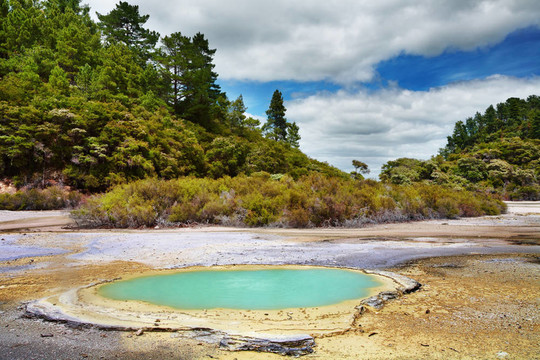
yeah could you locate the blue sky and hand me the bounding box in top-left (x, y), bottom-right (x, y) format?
top-left (88, 0), bottom-right (540, 177)
top-left (219, 25), bottom-right (540, 118)
top-left (375, 26), bottom-right (540, 91)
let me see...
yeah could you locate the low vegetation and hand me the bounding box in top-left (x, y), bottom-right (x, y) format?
top-left (0, 185), bottom-right (82, 210)
top-left (72, 174), bottom-right (505, 228)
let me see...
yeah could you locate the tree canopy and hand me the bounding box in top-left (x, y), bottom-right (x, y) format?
top-left (96, 1), bottom-right (159, 63)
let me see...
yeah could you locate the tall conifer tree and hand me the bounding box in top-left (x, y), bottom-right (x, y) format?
top-left (263, 90), bottom-right (288, 141)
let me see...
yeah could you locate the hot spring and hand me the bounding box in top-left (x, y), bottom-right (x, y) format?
top-left (98, 267), bottom-right (383, 310)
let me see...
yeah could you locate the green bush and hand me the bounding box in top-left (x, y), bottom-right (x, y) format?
top-left (72, 174), bottom-right (506, 228)
top-left (0, 186), bottom-right (82, 210)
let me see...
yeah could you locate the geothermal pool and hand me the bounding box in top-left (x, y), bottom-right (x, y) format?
top-left (98, 268), bottom-right (382, 310)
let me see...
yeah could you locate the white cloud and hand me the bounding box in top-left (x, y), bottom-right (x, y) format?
top-left (86, 0), bottom-right (540, 84)
top-left (287, 76), bottom-right (540, 177)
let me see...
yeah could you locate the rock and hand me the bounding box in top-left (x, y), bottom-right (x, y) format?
top-left (220, 335), bottom-right (315, 356)
top-left (40, 333), bottom-right (54, 338)
top-left (135, 329), bottom-right (144, 336)
top-left (425, 309), bottom-right (431, 314)
top-left (497, 351), bottom-right (509, 358)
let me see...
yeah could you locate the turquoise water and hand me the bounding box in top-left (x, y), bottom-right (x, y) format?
top-left (98, 268), bottom-right (381, 310)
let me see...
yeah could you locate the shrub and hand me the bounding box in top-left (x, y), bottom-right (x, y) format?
top-left (0, 186), bottom-right (83, 210)
top-left (72, 174), bottom-right (506, 228)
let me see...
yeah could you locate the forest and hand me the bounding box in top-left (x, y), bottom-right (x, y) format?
top-left (0, 0), bottom-right (329, 192)
top-left (380, 96), bottom-right (540, 200)
top-left (0, 0), bottom-right (526, 226)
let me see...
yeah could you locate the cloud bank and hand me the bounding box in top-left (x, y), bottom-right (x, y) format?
top-left (87, 0), bottom-right (540, 84)
top-left (288, 76), bottom-right (540, 176)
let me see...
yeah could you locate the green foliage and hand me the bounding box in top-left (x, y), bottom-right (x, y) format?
top-left (0, 1), bottom-right (325, 192)
top-left (72, 175), bottom-right (506, 228)
top-left (0, 0), bottom-right (516, 221)
top-left (48, 65), bottom-right (69, 94)
top-left (96, 1), bottom-right (159, 63)
top-left (382, 96), bottom-right (540, 200)
top-left (158, 31), bottom-right (222, 129)
top-left (443, 96), bottom-right (540, 153)
top-left (263, 89), bottom-right (288, 141)
top-left (351, 159), bottom-right (370, 180)
top-left (0, 185), bottom-right (82, 210)
top-left (262, 89), bottom-right (302, 147)
top-left (286, 122), bottom-right (301, 148)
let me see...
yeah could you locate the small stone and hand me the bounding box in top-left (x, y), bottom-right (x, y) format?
top-left (155, 319), bottom-right (160, 322)
top-left (135, 329), bottom-right (144, 336)
top-left (40, 334), bottom-right (54, 338)
top-left (425, 309), bottom-right (431, 314)
top-left (497, 351), bottom-right (509, 358)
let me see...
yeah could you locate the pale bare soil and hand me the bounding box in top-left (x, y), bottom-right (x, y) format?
top-left (0, 202), bottom-right (538, 359)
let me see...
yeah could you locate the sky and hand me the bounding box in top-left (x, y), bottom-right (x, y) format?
top-left (86, 0), bottom-right (540, 177)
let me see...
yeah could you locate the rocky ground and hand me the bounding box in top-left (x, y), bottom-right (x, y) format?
top-left (0, 203), bottom-right (539, 359)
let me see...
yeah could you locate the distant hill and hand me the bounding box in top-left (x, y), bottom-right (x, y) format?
top-left (380, 96), bottom-right (540, 200)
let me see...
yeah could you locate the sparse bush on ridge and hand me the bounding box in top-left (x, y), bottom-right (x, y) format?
top-left (71, 174), bottom-right (506, 228)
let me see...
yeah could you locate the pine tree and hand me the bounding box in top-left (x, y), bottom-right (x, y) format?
top-left (286, 122), bottom-right (300, 148)
top-left (158, 31), bottom-right (221, 128)
top-left (96, 1), bottom-right (159, 64)
top-left (263, 90), bottom-right (288, 141)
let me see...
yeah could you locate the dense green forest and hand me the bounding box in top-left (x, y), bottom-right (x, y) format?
top-left (0, 0), bottom-right (339, 192)
top-left (380, 96), bottom-right (540, 200)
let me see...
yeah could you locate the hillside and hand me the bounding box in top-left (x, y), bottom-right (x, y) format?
top-left (380, 96), bottom-right (540, 200)
top-left (0, 0), bottom-right (342, 192)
